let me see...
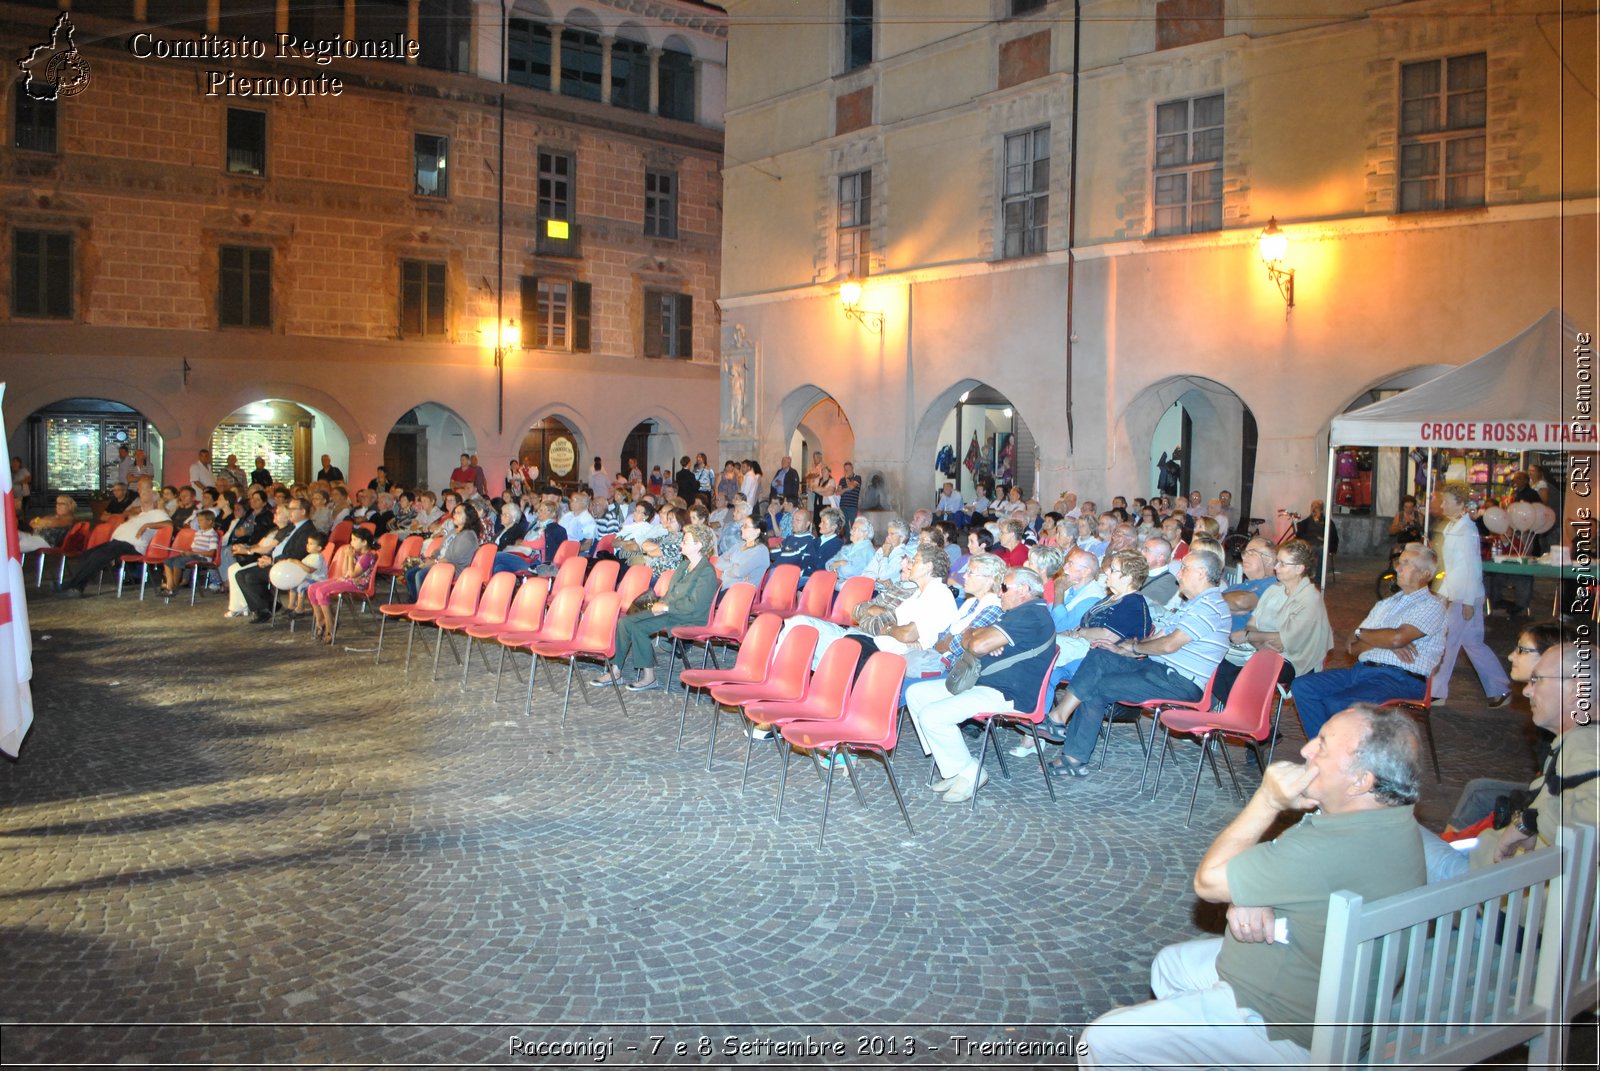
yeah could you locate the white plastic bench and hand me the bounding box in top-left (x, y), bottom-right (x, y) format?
top-left (1311, 823), bottom-right (1596, 1068)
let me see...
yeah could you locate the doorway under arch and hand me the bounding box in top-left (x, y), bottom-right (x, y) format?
top-left (780, 386), bottom-right (855, 478)
top-left (911, 380), bottom-right (1038, 510)
top-left (383, 403), bottom-right (478, 493)
top-left (15, 397), bottom-right (164, 501)
top-left (620, 418), bottom-right (683, 484)
top-left (211, 399), bottom-right (350, 488)
top-left (1126, 376), bottom-right (1257, 520)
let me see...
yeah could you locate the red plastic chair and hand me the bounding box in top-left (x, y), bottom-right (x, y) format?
top-left (550, 539), bottom-right (581, 566)
top-left (379, 534), bottom-right (424, 600)
top-left (495, 585), bottom-right (582, 705)
top-left (32, 520), bottom-right (89, 588)
top-left (594, 532), bottom-right (618, 556)
top-left (668, 582), bottom-right (757, 681)
top-left (404, 570), bottom-right (485, 672)
top-left (473, 577), bottom-right (551, 694)
top-left (327, 520), bottom-right (354, 550)
top-left (776, 570), bottom-right (835, 620)
top-left (967, 649), bottom-right (1061, 813)
top-left (118, 528), bottom-right (176, 599)
top-left (432, 570), bottom-right (517, 681)
top-left (525, 590), bottom-right (628, 722)
top-left (186, 533), bottom-right (225, 606)
top-left (776, 651), bottom-right (912, 846)
top-left (750, 563), bottom-right (802, 616)
top-left (159, 527), bottom-right (196, 599)
top-left (1147, 650), bottom-right (1286, 824)
top-left (652, 569), bottom-right (674, 596)
top-left (1111, 666), bottom-right (1220, 775)
top-left (82, 521), bottom-right (118, 593)
top-left (551, 554), bottom-right (587, 591)
top-left (375, 562), bottom-right (454, 664)
top-left (709, 625), bottom-right (820, 789)
top-left (828, 574), bottom-right (876, 626)
top-left (1379, 676), bottom-right (1442, 783)
top-left (676, 612), bottom-right (782, 754)
top-left (582, 558), bottom-right (621, 602)
top-left (616, 564), bottom-right (653, 608)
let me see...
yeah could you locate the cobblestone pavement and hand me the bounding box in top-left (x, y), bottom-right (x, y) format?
top-left (0, 556), bottom-right (1585, 1065)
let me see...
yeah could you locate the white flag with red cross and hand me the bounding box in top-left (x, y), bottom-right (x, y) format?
top-left (0, 384), bottom-right (36, 757)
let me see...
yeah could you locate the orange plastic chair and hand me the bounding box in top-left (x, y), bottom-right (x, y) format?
top-left (433, 570), bottom-right (517, 681)
top-left (668, 582), bottom-right (757, 681)
top-left (750, 563), bottom-right (802, 616)
top-left (676, 612), bottom-right (781, 755)
top-left (1111, 666), bottom-right (1220, 775)
top-left (495, 585), bottom-right (582, 705)
top-left (158, 527), bottom-right (196, 600)
top-left (616, 564), bottom-right (653, 608)
top-left (582, 558), bottom-right (621, 602)
top-left (474, 577), bottom-right (551, 696)
top-left (327, 520), bottom-right (354, 550)
top-left (652, 569), bottom-right (674, 596)
top-left (525, 590), bottom-right (628, 722)
top-left (709, 625), bottom-right (819, 790)
top-left (828, 574), bottom-right (876, 627)
top-left (33, 520), bottom-right (89, 588)
top-left (379, 534), bottom-right (424, 600)
top-left (776, 570), bottom-right (835, 620)
top-left (375, 562), bottom-right (454, 665)
top-left (405, 570), bottom-right (485, 673)
top-left (776, 651), bottom-right (912, 845)
top-left (185, 530), bottom-right (225, 606)
top-left (467, 542), bottom-right (497, 577)
top-left (594, 532), bottom-right (618, 556)
top-left (966, 649), bottom-right (1061, 814)
top-left (742, 641), bottom-right (862, 793)
top-left (551, 539), bottom-right (581, 566)
top-left (551, 554), bottom-right (587, 591)
top-left (1147, 650), bottom-right (1286, 824)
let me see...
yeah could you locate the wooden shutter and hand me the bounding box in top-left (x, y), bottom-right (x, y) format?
top-left (642, 289), bottom-right (662, 357)
top-left (572, 281), bottom-right (592, 352)
top-left (674, 294), bottom-right (693, 358)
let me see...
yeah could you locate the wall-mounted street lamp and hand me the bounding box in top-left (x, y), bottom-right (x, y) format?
top-left (838, 278), bottom-right (884, 334)
top-left (1257, 216), bottom-right (1295, 310)
top-left (484, 318), bottom-right (519, 435)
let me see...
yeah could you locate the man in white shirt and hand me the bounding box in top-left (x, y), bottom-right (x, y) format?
top-left (935, 482), bottom-right (963, 521)
top-left (56, 503), bottom-right (172, 595)
top-left (560, 491), bottom-right (598, 548)
top-left (1430, 484), bottom-right (1511, 705)
top-left (189, 449), bottom-right (215, 494)
top-left (586, 458), bottom-right (612, 502)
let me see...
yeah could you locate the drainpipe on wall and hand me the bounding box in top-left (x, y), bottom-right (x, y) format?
top-left (1062, 0), bottom-right (1082, 455)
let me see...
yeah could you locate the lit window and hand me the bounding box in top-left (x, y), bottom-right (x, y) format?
top-left (225, 107), bottom-right (266, 176)
top-left (414, 134), bottom-right (448, 198)
top-left (1399, 53), bottom-right (1486, 212)
top-left (1152, 93), bottom-right (1222, 235)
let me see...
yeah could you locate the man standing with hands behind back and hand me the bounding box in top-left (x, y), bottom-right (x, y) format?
top-left (1082, 703), bottom-right (1428, 1068)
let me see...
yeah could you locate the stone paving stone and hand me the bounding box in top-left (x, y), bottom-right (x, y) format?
top-left (0, 557), bottom-right (1589, 1065)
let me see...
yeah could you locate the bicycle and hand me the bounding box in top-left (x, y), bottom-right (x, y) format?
top-left (1222, 510), bottom-right (1300, 563)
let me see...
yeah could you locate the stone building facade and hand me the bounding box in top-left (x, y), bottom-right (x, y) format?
top-left (2, 0), bottom-right (727, 495)
top-left (718, 0), bottom-right (1596, 529)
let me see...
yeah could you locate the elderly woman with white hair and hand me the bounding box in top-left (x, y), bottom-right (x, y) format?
top-left (863, 516), bottom-right (911, 584)
top-left (825, 514), bottom-right (877, 589)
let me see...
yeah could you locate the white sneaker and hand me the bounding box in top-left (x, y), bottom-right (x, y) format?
top-left (1007, 740), bottom-right (1038, 758)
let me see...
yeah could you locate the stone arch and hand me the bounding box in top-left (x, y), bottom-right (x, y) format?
top-left (909, 378), bottom-right (1042, 509)
top-left (6, 379), bottom-right (179, 445)
top-left (1120, 375), bottom-right (1257, 515)
top-left (210, 397), bottom-right (352, 489)
top-left (9, 393), bottom-right (170, 497)
top-left (1323, 364), bottom-right (1458, 516)
top-left (381, 401), bottom-right (480, 494)
top-left (778, 385), bottom-right (854, 473)
top-left (204, 382), bottom-right (363, 448)
top-left (510, 402), bottom-right (591, 485)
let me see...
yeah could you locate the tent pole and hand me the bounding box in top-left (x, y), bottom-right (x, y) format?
top-left (1322, 446), bottom-right (1336, 586)
top-left (1422, 447), bottom-right (1436, 542)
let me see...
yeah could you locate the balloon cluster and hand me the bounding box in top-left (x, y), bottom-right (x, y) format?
top-left (1482, 502), bottom-right (1557, 556)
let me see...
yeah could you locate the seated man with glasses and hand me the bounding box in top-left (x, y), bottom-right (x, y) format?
top-left (236, 497), bottom-right (320, 624)
top-left (1290, 544), bottom-right (1444, 740)
top-left (1224, 537), bottom-right (1279, 629)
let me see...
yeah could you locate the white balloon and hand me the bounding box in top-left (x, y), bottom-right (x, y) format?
top-left (1507, 501), bottom-right (1538, 532)
top-left (1532, 503), bottom-right (1557, 534)
top-left (269, 559), bottom-right (305, 591)
top-left (1481, 506), bottom-right (1509, 534)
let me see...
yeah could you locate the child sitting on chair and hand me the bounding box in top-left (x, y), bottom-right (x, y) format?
top-left (161, 509), bottom-right (220, 597)
top-left (281, 532), bottom-right (329, 614)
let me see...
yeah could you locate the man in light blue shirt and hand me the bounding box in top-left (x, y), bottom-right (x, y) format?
top-left (826, 516), bottom-right (877, 588)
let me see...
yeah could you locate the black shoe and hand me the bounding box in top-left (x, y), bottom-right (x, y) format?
top-left (250, 611), bottom-right (272, 624)
top-left (1488, 692), bottom-right (1513, 708)
top-left (56, 587), bottom-right (82, 599)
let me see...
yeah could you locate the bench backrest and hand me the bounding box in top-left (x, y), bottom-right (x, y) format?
top-left (1311, 823), bottom-right (1596, 1069)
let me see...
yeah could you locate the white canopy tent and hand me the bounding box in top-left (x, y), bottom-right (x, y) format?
top-left (1323, 309), bottom-right (1587, 576)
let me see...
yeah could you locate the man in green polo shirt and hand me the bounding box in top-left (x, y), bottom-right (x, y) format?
top-left (1081, 703), bottom-right (1428, 1068)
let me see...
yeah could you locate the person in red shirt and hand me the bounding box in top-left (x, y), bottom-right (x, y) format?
top-left (995, 519), bottom-right (1030, 567)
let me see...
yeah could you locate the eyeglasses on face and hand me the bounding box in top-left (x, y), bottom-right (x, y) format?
top-left (1513, 645), bottom-right (1540, 655)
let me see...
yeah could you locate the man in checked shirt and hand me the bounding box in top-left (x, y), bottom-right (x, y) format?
top-left (1291, 543), bottom-right (1446, 739)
